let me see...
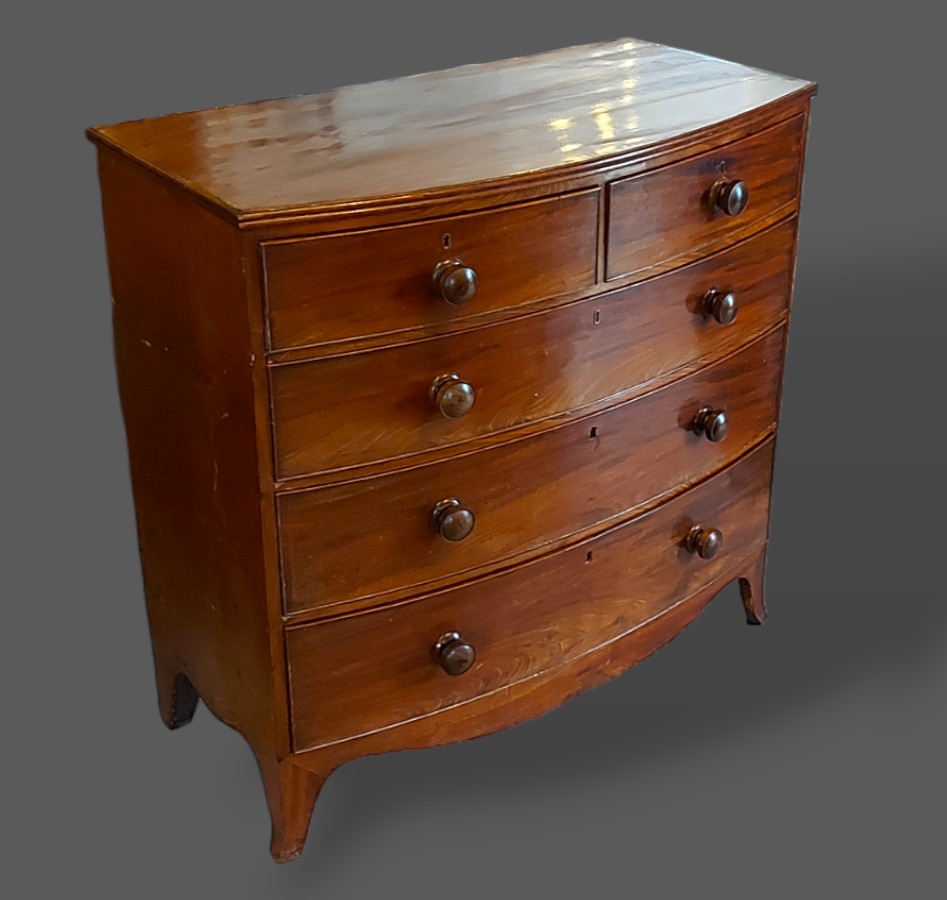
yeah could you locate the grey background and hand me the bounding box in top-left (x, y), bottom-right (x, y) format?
top-left (5, 1), bottom-right (944, 897)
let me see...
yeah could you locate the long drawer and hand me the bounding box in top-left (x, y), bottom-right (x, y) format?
top-left (270, 218), bottom-right (795, 480)
top-left (286, 439), bottom-right (775, 751)
top-left (279, 327), bottom-right (784, 616)
top-left (262, 191), bottom-right (599, 351)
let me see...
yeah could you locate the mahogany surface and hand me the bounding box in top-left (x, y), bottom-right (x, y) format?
top-left (287, 440), bottom-right (775, 752)
top-left (263, 190), bottom-right (598, 350)
top-left (279, 328), bottom-right (785, 617)
top-left (87, 39), bottom-right (812, 222)
top-left (94, 151), bottom-right (289, 766)
top-left (87, 38), bottom-right (815, 864)
top-left (270, 219), bottom-right (795, 479)
top-left (606, 115), bottom-right (804, 279)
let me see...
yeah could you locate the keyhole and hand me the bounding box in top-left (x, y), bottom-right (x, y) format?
top-left (443, 233), bottom-right (452, 250)
top-left (593, 309), bottom-right (602, 325)
top-left (590, 426), bottom-right (598, 439)
top-left (586, 551), bottom-right (594, 563)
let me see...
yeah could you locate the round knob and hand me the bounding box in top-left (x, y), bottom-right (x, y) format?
top-left (711, 179), bottom-right (749, 217)
top-left (684, 525), bottom-right (724, 560)
top-left (434, 632), bottom-right (476, 676)
top-left (703, 289), bottom-right (738, 325)
top-left (429, 373), bottom-right (476, 419)
top-left (431, 498), bottom-right (476, 542)
top-left (433, 258), bottom-right (478, 306)
top-left (692, 407), bottom-right (729, 443)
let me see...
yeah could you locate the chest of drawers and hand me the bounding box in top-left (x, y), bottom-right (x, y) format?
top-left (87, 39), bottom-right (816, 863)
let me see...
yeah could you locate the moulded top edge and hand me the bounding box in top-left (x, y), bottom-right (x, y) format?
top-left (87, 38), bottom-right (815, 222)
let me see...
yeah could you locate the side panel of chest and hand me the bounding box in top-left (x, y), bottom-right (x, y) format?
top-left (95, 149), bottom-right (286, 753)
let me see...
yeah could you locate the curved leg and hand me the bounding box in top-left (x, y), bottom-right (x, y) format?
top-left (739, 546), bottom-right (768, 625)
top-left (155, 659), bottom-right (199, 730)
top-left (256, 754), bottom-right (330, 863)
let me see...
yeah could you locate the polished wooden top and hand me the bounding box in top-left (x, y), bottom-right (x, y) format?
top-left (87, 39), bottom-right (814, 221)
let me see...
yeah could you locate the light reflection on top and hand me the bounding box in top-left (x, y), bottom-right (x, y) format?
top-left (90, 38), bottom-right (813, 211)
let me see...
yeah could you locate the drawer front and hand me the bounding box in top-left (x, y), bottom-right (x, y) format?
top-left (263, 191), bottom-right (599, 351)
top-left (287, 440), bottom-right (775, 751)
top-left (271, 218), bottom-right (794, 480)
top-left (279, 328), bottom-right (784, 615)
top-left (606, 115), bottom-right (804, 280)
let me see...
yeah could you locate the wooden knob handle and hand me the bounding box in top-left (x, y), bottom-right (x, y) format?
top-left (703, 289), bottom-right (738, 325)
top-left (684, 525), bottom-right (723, 560)
top-left (433, 258), bottom-right (478, 306)
top-left (431, 498), bottom-right (476, 542)
top-left (435, 632), bottom-right (476, 676)
top-left (711, 179), bottom-right (749, 216)
top-left (692, 407), bottom-right (729, 443)
top-left (429, 373), bottom-right (476, 418)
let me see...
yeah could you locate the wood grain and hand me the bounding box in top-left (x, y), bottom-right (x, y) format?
top-left (740, 545), bottom-right (769, 625)
top-left (279, 327), bottom-right (785, 617)
top-left (263, 191), bottom-right (598, 350)
top-left (86, 39), bottom-right (814, 223)
top-left (95, 149), bottom-right (286, 760)
top-left (270, 218), bottom-right (795, 480)
top-left (606, 115), bottom-right (805, 279)
top-left (286, 440), bottom-right (775, 752)
top-left (291, 543), bottom-right (770, 777)
top-left (87, 38), bottom-right (815, 864)
top-left (254, 755), bottom-right (330, 863)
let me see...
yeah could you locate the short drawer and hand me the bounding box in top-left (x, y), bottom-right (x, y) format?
top-left (271, 218), bottom-right (795, 480)
top-left (606, 115), bottom-right (804, 280)
top-left (262, 191), bottom-right (598, 351)
top-left (279, 327), bottom-right (785, 615)
top-left (286, 439), bottom-right (775, 751)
